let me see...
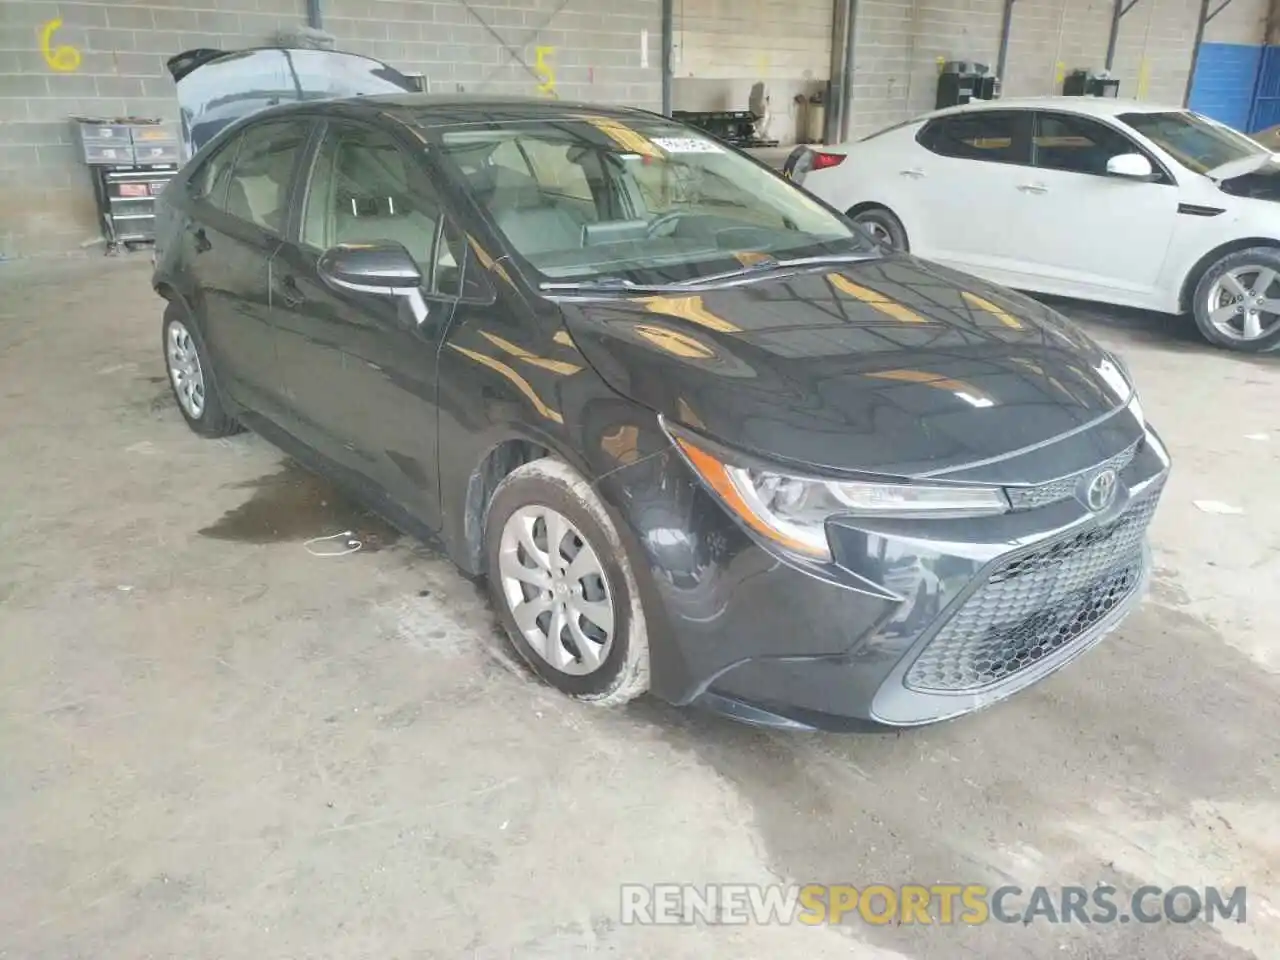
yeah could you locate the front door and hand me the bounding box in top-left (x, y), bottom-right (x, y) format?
top-left (185, 118), bottom-right (311, 421)
top-left (272, 120), bottom-right (465, 528)
top-left (1005, 111), bottom-right (1179, 297)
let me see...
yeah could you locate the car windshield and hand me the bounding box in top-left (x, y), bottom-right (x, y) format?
top-left (436, 117), bottom-right (871, 284)
top-left (1119, 110), bottom-right (1267, 174)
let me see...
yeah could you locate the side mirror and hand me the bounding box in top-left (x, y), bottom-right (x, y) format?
top-left (317, 241), bottom-right (429, 325)
top-left (1106, 153), bottom-right (1155, 180)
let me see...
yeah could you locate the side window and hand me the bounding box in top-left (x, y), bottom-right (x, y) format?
top-left (1033, 113), bottom-right (1147, 177)
top-left (223, 120), bottom-right (310, 233)
top-left (519, 139), bottom-right (594, 203)
top-left (301, 124), bottom-right (460, 296)
top-left (490, 139), bottom-right (533, 177)
top-left (191, 137), bottom-right (240, 209)
top-left (925, 112), bottom-right (1030, 165)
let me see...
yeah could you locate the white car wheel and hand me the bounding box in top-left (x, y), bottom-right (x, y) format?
top-left (1192, 247), bottom-right (1280, 353)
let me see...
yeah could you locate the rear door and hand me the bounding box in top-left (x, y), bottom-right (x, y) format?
top-left (271, 119), bottom-right (466, 527)
top-left (907, 110), bottom-right (1035, 276)
top-left (183, 118), bottom-right (312, 421)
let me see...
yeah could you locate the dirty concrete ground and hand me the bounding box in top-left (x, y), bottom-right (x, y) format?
top-left (1, 255), bottom-right (1277, 960)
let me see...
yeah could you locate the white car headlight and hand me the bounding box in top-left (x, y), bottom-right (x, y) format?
top-left (667, 424), bottom-right (1010, 561)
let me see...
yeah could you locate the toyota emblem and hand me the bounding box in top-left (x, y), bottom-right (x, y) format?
top-left (1086, 468), bottom-right (1118, 512)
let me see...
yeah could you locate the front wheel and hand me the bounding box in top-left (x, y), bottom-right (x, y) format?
top-left (484, 458), bottom-right (649, 705)
top-left (1191, 247), bottom-right (1280, 353)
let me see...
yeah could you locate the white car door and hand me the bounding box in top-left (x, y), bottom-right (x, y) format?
top-left (903, 110), bottom-right (1039, 277)
top-left (995, 111), bottom-right (1180, 299)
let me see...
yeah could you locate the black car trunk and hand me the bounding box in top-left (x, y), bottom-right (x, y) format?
top-left (166, 46), bottom-right (418, 160)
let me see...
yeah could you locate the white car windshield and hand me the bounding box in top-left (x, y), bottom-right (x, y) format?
top-left (1120, 111), bottom-right (1267, 174)
top-left (436, 117), bottom-right (870, 284)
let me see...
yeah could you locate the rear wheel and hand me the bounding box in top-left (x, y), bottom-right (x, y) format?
top-left (162, 302), bottom-right (239, 437)
top-left (850, 205), bottom-right (909, 252)
top-left (1191, 247), bottom-right (1280, 353)
top-left (484, 458), bottom-right (649, 705)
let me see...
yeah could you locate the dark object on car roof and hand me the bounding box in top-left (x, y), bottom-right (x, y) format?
top-left (672, 110), bottom-right (778, 148)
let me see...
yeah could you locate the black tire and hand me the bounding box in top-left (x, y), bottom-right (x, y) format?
top-left (161, 301), bottom-right (240, 438)
top-left (484, 457), bottom-right (649, 705)
top-left (850, 205), bottom-right (909, 252)
top-left (1190, 246), bottom-right (1280, 353)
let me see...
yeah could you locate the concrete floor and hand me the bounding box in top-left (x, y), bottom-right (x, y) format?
top-left (1, 255), bottom-right (1277, 960)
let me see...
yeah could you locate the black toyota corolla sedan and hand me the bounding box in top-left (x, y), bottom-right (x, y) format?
top-left (152, 72), bottom-right (1170, 731)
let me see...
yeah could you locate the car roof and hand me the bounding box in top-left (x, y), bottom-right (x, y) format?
top-left (926, 96), bottom-right (1185, 120)
top-left (246, 93), bottom-right (665, 129)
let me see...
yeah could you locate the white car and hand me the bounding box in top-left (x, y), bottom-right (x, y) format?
top-left (791, 97), bottom-right (1280, 353)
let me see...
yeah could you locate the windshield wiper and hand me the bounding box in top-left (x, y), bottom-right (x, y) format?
top-left (539, 252), bottom-right (874, 293)
top-left (682, 252), bottom-right (875, 286)
top-left (539, 277), bottom-right (689, 292)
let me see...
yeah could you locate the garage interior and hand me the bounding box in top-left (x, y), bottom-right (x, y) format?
top-left (2, 1), bottom-right (1280, 959)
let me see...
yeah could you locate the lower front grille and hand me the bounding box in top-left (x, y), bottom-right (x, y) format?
top-left (904, 487), bottom-right (1161, 693)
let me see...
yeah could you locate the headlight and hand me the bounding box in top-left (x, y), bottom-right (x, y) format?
top-left (667, 425), bottom-right (1010, 561)
top-left (1127, 393), bottom-right (1145, 428)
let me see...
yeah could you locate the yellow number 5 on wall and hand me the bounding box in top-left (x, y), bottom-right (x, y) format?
top-left (535, 46), bottom-right (556, 97)
top-left (40, 18), bottom-right (82, 72)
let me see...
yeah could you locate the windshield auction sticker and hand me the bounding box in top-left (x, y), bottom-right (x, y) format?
top-left (650, 137), bottom-right (724, 154)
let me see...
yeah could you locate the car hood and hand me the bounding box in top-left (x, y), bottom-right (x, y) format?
top-left (166, 46), bottom-right (417, 159)
top-left (1205, 151), bottom-right (1280, 181)
top-left (560, 257), bottom-right (1136, 478)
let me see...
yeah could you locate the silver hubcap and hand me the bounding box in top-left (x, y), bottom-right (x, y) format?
top-left (498, 505), bottom-right (615, 676)
top-left (1206, 266), bottom-right (1280, 341)
top-left (166, 320), bottom-right (206, 418)
top-left (858, 217), bottom-right (894, 248)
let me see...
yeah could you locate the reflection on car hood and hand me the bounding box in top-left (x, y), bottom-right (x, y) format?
top-left (560, 257), bottom-right (1135, 478)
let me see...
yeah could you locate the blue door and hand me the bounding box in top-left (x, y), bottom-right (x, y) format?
top-left (1248, 46), bottom-right (1280, 132)
top-left (1188, 42), bottom-right (1263, 131)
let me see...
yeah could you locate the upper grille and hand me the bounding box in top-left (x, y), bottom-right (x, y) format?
top-left (904, 485), bottom-right (1161, 693)
top-left (1005, 442), bottom-right (1141, 511)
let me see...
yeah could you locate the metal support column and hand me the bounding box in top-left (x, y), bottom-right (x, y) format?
top-left (838, 0), bottom-right (858, 142)
top-left (996, 0), bottom-right (1017, 83)
top-left (1184, 0), bottom-right (1240, 105)
top-left (661, 0), bottom-right (674, 116)
top-left (1105, 0), bottom-right (1141, 71)
top-left (306, 0), bottom-right (322, 29)
top-left (826, 0), bottom-right (851, 143)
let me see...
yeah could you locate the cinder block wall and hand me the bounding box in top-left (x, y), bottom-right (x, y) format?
top-left (845, 0), bottom-right (1269, 139)
top-left (671, 0), bottom-right (835, 145)
top-left (0, 0), bottom-right (661, 257)
top-left (848, 0), bottom-right (1004, 135)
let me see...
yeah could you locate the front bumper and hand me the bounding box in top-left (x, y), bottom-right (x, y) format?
top-left (602, 419), bottom-right (1171, 731)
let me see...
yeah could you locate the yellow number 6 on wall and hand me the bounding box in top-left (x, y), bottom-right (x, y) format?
top-left (535, 46), bottom-right (556, 97)
top-left (40, 19), bottom-right (82, 72)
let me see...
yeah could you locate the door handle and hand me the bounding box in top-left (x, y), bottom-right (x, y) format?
top-left (189, 225), bottom-right (211, 253)
top-left (276, 276), bottom-right (304, 308)
top-left (1018, 182), bottom-right (1048, 194)
top-left (900, 167), bottom-right (925, 178)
